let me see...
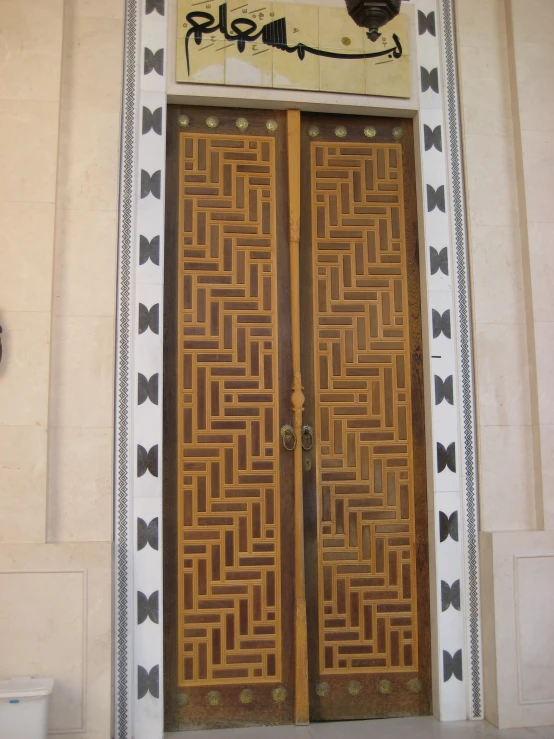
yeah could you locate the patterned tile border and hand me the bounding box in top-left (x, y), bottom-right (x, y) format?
top-left (114, 1), bottom-right (138, 737)
top-left (440, 0), bottom-right (483, 719)
top-left (115, 1), bottom-right (167, 738)
top-left (114, 1), bottom-right (483, 736)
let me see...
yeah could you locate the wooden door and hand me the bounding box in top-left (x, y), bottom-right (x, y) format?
top-left (164, 107), bottom-right (430, 731)
top-left (300, 114), bottom-right (431, 721)
top-left (164, 108), bottom-right (298, 731)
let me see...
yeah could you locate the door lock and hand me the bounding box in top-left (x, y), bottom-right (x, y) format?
top-left (301, 425), bottom-right (314, 451)
top-left (280, 424), bottom-right (297, 451)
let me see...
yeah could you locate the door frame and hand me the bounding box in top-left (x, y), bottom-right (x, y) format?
top-left (113, 1), bottom-right (483, 737)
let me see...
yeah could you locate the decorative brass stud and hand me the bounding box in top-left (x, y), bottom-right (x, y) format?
top-left (335, 125), bottom-right (348, 138)
top-left (316, 682), bottom-right (329, 697)
top-left (407, 678), bottom-right (422, 694)
top-left (240, 689), bottom-right (254, 704)
top-left (348, 680), bottom-right (361, 696)
top-left (379, 679), bottom-right (392, 695)
top-left (392, 126), bottom-right (404, 140)
top-left (342, 36), bottom-right (352, 46)
top-left (364, 125), bottom-right (377, 138)
top-left (236, 117), bottom-right (249, 132)
top-left (307, 125), bottom-right (320, 138)
top-left (207, 691), bottom-right (221, 706)
top-left (266, 119), bottom-right (279, 133)
top-left (206, 116), bottom-right (219, 129)
top-left (173, 693), bottom-right (189, 708)
top-left (178, 114), bottom-right (190, 129)
top-left (272, 686), bottom-right (287, 703)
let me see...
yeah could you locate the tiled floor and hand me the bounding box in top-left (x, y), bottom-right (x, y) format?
top-left (166, 717), bottom-right (554, 739)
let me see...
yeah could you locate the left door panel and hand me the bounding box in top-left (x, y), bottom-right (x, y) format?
top-left (163, 107), bottom-right (295, 731)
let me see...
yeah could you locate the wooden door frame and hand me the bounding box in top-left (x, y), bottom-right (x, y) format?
top-left (113, 2), bottom-right (484, 736)
top-left (163, 108), bottom-right (430, 728)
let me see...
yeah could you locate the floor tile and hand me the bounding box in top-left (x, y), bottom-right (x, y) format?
top-left (165, 717), bottom-right (554, 739)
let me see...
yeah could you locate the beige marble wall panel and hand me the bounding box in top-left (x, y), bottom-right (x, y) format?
top-left (479, 531), bottom-right (554, 728)
top-left (55, 9), bottom-right (123, 212)
top-left (48, 427), bottom-right (113, 542)
top-left (0, 542), bottom-right (112, 738)
top-left (0, 100), bottom-right (59, 203)
top-left (53, 209), bottom-right (118, 318)
top-left (528, 223), bottom-right (554, 324)
top-left (71, 0), bottom-right (125, 19)
top-left (474, 323), bottom-right (531, 427)
top-left (0, 311), bottom-right (50, 427)
top-left (516, 555), bottom-right (554, 703)
top-left (457, 44), bottom-right (513, 137)
top-left (519, 131), bottom-right (554, 226)
top-left (512, 41), bottom-right (554, 132)
top-left (462, 133), bottom-right (519, 230)
top-left (48, 322), bottom-right (115, 545)
top-left (48, 0), bottom-right (124, 544)
top-left (478, 425), bottom-right (535, 532)
top-left (508, 0), bottom-right (554, 530)
top-left (56, 108), bottom-right (122, 212)
top-left (0, 0), bottom-right (64, 543)
top-left (539, 425), bottom-right (554, 528)
top-left (455, 0), bottom-right (508, 49)
top-left (49, 316), bottom-right (115, 429)
top-left (0, 203), bottom-right (56, 314)
top-left (0, 426), bottom-right (48, 543)
top-left (457, 0), bottom-right (535, 533)
top-left (534, 323), bottom-right (554, 426)
top-left (479, 534), bottom-right (499, 728)
top-left (0, 0), bottom-right (64, 101)
top-left (510, 0), bottom-right (554, 45)
top-left (469, 226), bottom-right (525, 326)
top-left (60, 11), bottom-right (124, 113)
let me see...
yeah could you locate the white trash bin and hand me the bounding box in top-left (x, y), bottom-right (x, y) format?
top-left (0, 677), bottom-right (54, 739)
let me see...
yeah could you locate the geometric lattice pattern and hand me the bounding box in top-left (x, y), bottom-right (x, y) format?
top-left (177, 133), bottom-right (281, 685)
top-left (311, 143), bottom-right (418, 673)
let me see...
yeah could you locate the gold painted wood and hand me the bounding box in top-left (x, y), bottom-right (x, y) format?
top-left (176, 131), bottom-right (284, 686)
top-left (310, 141), bottom-right (419, 675)
top-left (287, 109), bottom-right (309, 726)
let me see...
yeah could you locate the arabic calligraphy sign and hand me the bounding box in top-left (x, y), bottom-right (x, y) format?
top-left (176, 1), bottom-right (410, 98)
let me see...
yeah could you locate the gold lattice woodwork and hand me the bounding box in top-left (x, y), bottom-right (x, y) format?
top-left (310, 141), bottom-right (418, 674)
top-left (177, 132), bottom-right (282, 685)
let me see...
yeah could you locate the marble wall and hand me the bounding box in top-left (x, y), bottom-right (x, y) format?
top-left (508, 0), bottom-right (554, 532)
top-left (456, 0), bottom-right (535, 533)
top-left (0, 0), bottom-right (63, 543)
top-left (0, 0), bottom-right (124, 736)
top-left (48, 0), bottom-right (124, 544)
top-left (457, 0), bottom-right (554, 728)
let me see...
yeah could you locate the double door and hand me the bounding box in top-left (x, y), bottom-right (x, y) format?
top-left (163, 107), bottom-right (430, 731)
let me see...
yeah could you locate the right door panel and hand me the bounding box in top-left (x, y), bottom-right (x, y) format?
top-left (300, 115), bottom-right (431, 721)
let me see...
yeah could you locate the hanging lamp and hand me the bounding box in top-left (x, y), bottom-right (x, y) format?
top-left (344, 0), bottom-right (402, 42)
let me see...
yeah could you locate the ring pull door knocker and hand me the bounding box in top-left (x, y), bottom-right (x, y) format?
top-left (301, 425), bottom-right (314, 451)
top-left (280, 424), bottom-right (297, 451)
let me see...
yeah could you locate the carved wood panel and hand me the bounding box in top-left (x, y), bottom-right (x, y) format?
top-left (310, 141), bottom-right (419, 675)
top-left (177, 132), bottom-right (283, 686)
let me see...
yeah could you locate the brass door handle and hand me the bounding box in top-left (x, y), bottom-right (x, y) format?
top-left (301, 425), bottom-right (314, 451)
top-left (280, 424), bottom-right (297, 451)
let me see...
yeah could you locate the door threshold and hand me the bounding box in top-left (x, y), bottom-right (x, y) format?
top-left (164, 715), bottom-right (554, 738)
